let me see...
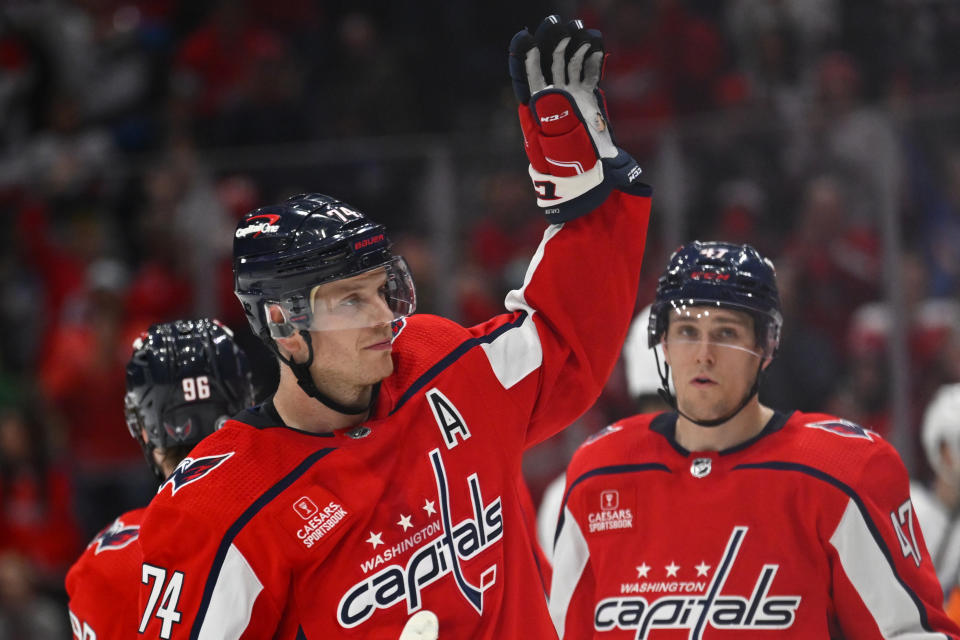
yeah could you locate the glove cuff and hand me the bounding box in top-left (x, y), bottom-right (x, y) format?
top-left (531, 149), bottom-right (647, 224)
top-left (529, 162), bottom-right (604, 208)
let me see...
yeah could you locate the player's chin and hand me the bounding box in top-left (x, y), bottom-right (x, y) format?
top-left (363, 351), bottom-right (394, 382)
top-left (678, 399), bottom-right (725, 424)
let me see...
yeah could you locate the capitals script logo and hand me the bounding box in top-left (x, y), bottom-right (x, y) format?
top-left (160, 452), bottom-right (234, 496)
top-left (594, 527), bottom-right (800, 638)
top-left (92, 517), bottom-right (140, 554)
top-left (337, 448), bottom-right (502, 628)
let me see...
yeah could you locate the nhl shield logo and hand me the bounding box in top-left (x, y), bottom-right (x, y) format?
top-left (691, 457), bottom-right (712, 478)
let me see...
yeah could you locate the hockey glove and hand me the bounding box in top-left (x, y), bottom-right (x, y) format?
top-left (398, 610), bottom-right (438, 640)
top-left (509, 15), bottom-right (643, 223)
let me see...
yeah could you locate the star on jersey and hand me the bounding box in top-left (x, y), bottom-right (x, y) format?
top-left (695, 561), bottom-right (711, 577)
top-left (665, 562), bottom-right (680, 577)
top-left (423, 499), bottom-right (436, 515)
top-left (366, 531), bottom-right (384, 549)
top-left (636, 563), bottom-right (650, 578)
top-left (397, 514), bottom-right (413, 531)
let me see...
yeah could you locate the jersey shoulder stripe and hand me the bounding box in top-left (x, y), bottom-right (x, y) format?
top-left (191, 446), bottom-right (337, 638)
top-left (779, 411), bottom-right (898, 481)
top-left (732, 460), bottom-right (934, 632)
top-left (388, 310), bottom-right (529, 415)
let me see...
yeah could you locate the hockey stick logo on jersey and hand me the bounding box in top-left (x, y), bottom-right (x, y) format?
top-left (337, 448), bottom-right (503, 628)
top-left (92, 517), bottom-right (140, 554)
top-left (594, 527), bottom-right (800, 638)
top-left (159, 452), bottom-right (234, 496)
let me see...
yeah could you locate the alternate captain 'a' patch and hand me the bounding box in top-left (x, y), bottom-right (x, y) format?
top-left (804, 419), bottom-right (874, 441)
top-left (92, 518), bottom-right (140, 554)
top-left (159, 452), bottom-right (234, 496)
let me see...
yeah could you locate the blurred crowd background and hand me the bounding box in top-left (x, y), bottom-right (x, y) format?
top-left (1, 0), bottom-right (959, 635)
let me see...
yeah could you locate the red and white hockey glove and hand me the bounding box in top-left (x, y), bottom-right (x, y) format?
top-left (509, 15), bottom-right (644, 223)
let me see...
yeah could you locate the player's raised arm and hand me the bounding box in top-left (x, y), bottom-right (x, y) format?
top-left (478, 15), bottom-right (651, 446)
top-left (133, 16), bottom-right (651, 639)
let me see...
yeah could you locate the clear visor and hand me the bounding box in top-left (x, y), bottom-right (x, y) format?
top-left (264, 256), bottom-right (416, 337)
top-left (662, 306), bottom-right (768, 359)
top-left (123, 392), bottom-right (142, 441)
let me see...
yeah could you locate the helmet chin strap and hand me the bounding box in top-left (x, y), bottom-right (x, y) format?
top-left (139, 441), bottom-right (167, 484)
top-left (654, 349), bottom-right (764, 428)
top-left (273, 330), bottom-right (378, 416)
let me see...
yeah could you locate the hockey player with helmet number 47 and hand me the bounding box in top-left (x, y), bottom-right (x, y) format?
top-left (136, 15), bottom-right (650, 639)
top-left (549, 241), bottom-right (960, 639)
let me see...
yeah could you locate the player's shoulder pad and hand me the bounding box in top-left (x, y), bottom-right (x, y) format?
top-left (384, 311), bottom-right (531, 390)
top-left (148, 420), bottom-right (321, 525)
top-left (785, 411), bottom-right (904, 481)
top-left (569, 413), bottom-right (659, 470)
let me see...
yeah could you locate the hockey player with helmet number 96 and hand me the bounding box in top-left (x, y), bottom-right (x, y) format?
top-left (549, 241), bottom-right (960, 639)
top-left (65, 319), bottom-right (254, 639)
top-left (136, 15), bottom-right (650, 640)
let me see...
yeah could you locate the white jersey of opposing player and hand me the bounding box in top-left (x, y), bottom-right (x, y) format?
top-left (536, 472), bottom-right (565, 561)
top-left (911, 480), bottom-right (960, 595)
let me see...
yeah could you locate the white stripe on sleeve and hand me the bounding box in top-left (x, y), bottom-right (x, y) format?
top-left (481, 224), bottom-right (563, 389)
top-left (549, 505), bottom-right (590, 639)
top-left (197, 543), bottom-right (263, 640)
top-left (829, 498), bottom-right (936, 639)
top-left (480, 311), bottom-right (542, 389)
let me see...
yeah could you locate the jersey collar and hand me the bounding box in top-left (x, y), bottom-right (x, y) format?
top-left (650, 409), bottom-right (793, 457)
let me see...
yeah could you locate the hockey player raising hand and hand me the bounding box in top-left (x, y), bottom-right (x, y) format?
top-left (136, 15), bottom-right (651, 639)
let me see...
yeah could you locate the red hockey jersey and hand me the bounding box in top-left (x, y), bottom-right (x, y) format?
top-left (549, 410), bottom-right (960, 639)
top-left (137, 188), bottom-right (652, 639)
top-left (66, 508), bottom-right (145, 639)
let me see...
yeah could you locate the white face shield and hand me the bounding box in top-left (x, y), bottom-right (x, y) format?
top-left (263, 256), bottom-right (416, 337)
top-left (662, 306), bottom-right (767, 360)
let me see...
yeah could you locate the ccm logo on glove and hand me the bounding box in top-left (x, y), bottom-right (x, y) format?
top-left (540, 110), bottom-right (569, 123)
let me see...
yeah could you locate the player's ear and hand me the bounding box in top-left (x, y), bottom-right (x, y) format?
top-left (660, 336), bottom-right (671, 367)
top-left (267, 304), bottom-right (306, 361)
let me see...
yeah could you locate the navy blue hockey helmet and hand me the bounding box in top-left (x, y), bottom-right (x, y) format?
top-left (233, 193), bottom-right (416, 343)
top-left (124, 318), bottom-right (254, 456)
top-left (648, 241), bottom-right (782, 358)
